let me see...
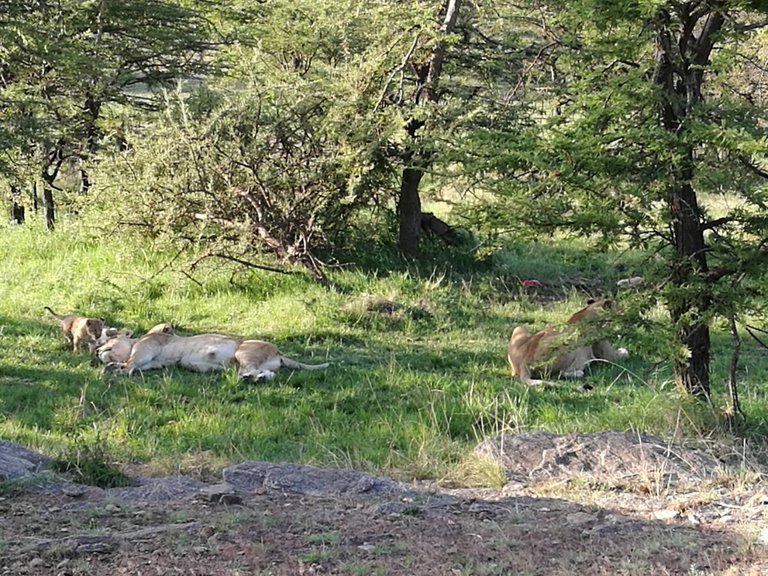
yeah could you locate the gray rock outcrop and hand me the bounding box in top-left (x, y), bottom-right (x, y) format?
top-left (223, 461), bottom-right (397, 497)
top-left (475, 430), bottom-right (721, 487)
top-left (0, 440), bottom-right (51, 480)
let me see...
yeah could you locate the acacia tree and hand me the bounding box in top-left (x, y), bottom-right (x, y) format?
top-left (396, 0), bottom-right (462, 257)
top-left (90, 0), bottom-right (536, 272)
top-left (467, 0), bottom-right (768, 398)
top-left (87, 0), bottom-right (405, 280)
top-left (380, 0), bottom-right (536, 256)
top-left (0, 0), bottom-right (216, 228)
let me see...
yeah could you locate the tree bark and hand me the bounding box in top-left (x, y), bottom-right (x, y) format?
top-left (42, 184), bottom-right (55, 230)
top-left (80, 94), bottom-right (102, 195)
top-left (667, 171), bottom-right (712, 397)
top-left (41, 150), bottom-right (65, 232)
top-left (396, 0), bottom-right (461, 257)
top-left (726, 311), bottom-right (744, 432)
top-left (398, 166), bottom-right (425, 257)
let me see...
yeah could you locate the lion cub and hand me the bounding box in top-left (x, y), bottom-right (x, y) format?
top-left (44, 306), bottom-right (105, 352)
top-left (94, 323), bottom-right (174, 365)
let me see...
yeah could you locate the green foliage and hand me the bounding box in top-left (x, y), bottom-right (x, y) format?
top-left (82, 0), bottom-right (501, 272)
top-left (86, 78), bottom-right (396, 274)
top-left (0, 0), bottom-right (217, 227)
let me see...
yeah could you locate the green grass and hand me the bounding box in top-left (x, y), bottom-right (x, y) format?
top-left (1, 220), bottom-right (766, 485)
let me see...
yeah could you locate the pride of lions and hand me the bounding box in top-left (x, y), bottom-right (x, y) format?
top-left (44, 296), bottom-right (628, 385)
top-left (44, 307), bottom-right (329, 381)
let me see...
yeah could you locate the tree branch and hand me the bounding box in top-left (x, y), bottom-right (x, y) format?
top-left (739, 155), bottom-right (768, 180)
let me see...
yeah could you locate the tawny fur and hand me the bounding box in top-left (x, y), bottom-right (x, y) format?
top-left (45, 306), bottom-right (105, 352)
top-left (107, 331), bottom-right (329, 380)
top-left (89, 327), bottom-right (134, 354)
top-left (94, 323), bottom-right (173, 364)
top-left (235, 340), bottom-right (330, 381)
top-left (507, 299), bottom-right (629, 386)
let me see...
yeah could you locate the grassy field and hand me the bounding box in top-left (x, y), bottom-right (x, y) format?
top-left (1, 219), bottom-right (767, 486)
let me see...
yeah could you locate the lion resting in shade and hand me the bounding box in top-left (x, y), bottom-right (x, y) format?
top-left (507, 299), bottom-right (628, 386)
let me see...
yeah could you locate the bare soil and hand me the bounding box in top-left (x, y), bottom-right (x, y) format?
top-left (2, 479), bottom-right (768, 575)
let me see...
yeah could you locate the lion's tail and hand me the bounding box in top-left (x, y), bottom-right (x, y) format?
top-left (280, 356), bottom-right (330, 371)
top-left (44, 306), bottom-right (64, 320)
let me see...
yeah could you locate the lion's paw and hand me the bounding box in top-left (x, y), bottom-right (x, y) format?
top-left (563, 369), bottom-right (585, 379)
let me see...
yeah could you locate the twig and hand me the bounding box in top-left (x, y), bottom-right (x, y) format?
top-left (744, 324), bottom-right (768, 351)
top-left (726, 311), bottom-right (745, 431)
top-left (374, 31), bottom-right (421, 112)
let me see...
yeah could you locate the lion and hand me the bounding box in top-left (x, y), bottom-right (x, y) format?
top-left (507, 298), bottom-right (629, 386)
top-left (89, 327), bottom-right (134, 354)
top-left (234, 339), bottom-right (330, 381)
top-left (44, 306), bottom-right (105, 352)
top-left (106, 330), bottom-right (329, 380)
top-left (94, 323), bottom-right (174, 364)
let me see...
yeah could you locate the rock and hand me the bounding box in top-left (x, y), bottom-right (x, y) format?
top-left (0, 440), bottom-right (51, 480)
top-left (107, 475), bottom-right (207, 502)
top-left (223, 462), bottom-right (397, 497)
top-left (74, 536), bottom-right (117, 554)
top-left (566, 511), bottom-right (597, 525)
top-left (198, 483), bottom-right (242, 505)
top-left (653, 509), bottom-right (680, 521)
top-left (475, 431), bottom-right (720, 489)
top-left (62, 485), bottom-right (89, 498)
top-left (617, 276), bottom-right (644, 288)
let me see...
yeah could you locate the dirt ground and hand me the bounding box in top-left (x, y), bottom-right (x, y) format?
top-left (2, 479), bottom-right (768, 576)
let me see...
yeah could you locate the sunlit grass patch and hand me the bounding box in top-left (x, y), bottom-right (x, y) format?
top-left (0, 222), bottom-right (765, 487)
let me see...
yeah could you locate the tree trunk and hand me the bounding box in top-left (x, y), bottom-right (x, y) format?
top-left (726, 311), bottom-right (744, 431)
top-left (80, 94), bottom-right (102, 195)
top-left (652, 6), bottom-right (724, 399)
top-left (668, 172), bottom-right (711, 398)
top-left (9, 184), bottom-right (25, 224)
top-left (398, 166), bottom-right (424, 257)
top-left (43, 185), bottom-right (55, 230)
top-left (396, 0), bottom-right (461, 257)
top-left (80, 168), bottom-right (92, 194)
top-left (41, 154), bottom-right (64, 232)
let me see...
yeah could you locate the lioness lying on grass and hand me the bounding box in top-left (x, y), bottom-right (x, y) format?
top-left (507, 298), bottom-right (629, 386)
top-left (94, 323), bottom-right (174, 364)
top-left (105, 329), bottom-right (329, 381)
